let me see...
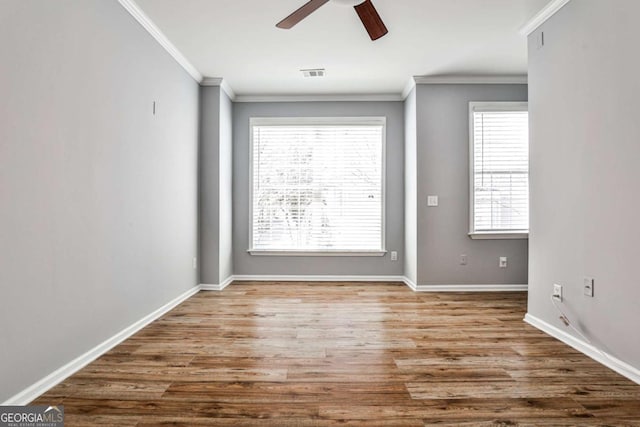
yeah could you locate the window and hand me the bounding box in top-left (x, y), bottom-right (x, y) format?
top-left (469, 102), bottom-right (529, 239)
top-left (249, 117), bottom-right (386, 255)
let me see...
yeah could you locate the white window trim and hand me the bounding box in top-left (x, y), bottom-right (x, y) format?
top-left (468, 102), bottom-right (529, 240)
top-left (248, 116), bottom-right (387, 256)
top-left (247, 250), bottom-right (387, 257)
top-left (469, 231), bottom-right (529, 240)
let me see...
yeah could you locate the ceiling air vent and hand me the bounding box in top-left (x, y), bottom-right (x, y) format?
top-left (301, 69), bottom-right (326, 78)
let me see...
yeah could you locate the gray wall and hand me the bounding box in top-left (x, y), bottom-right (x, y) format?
top-left (199, 86), bottom-right (233, 285)
top-left (199, 87), bottom-right (221, 284)
top-left (415, 84), bottom-right (529, 285)
top-left (232, 102), bottom-right (404, 276)
top-left (0, 0), bottom-right (199, 402)
top-left (528, 0), bottom-right (640, 368)
top-left (219, 91), bottom-right (233, 282)
top-left (404, 89), bottom-right (418, 284)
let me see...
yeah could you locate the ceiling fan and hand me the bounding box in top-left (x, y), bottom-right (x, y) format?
top-left (276, 0), bottom-right (388, 41)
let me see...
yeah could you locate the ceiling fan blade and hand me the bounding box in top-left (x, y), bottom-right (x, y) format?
top-left (354, 0), bottom-right (388, 41)
top-left (276, 0), bottom-right (331, 29)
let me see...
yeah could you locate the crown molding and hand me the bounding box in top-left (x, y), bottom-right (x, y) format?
top-left (519, 0), bottom-right (572, 36)
top-left (233, 94), bottom-right (404, 103)
top-left (118, 0), bottom-right (203, 82)
top-left (413, 75), bottom-right (528, 85)
top-left (201, 78), bottom-right (236, 100)
top-left (201, 77), bottom-right (224, 86)
top-left (401, 77), bottom-right (416, 100)
top-left (401, 75), bottom-right (526, 101)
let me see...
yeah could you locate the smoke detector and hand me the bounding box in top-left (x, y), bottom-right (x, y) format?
top-left (301, 68), bottom-right (326, 78)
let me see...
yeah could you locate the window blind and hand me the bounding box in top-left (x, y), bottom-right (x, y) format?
top-left (250, 118), bottom-right (385, 253)
top-left (471, 105), bottom-right (529, 233)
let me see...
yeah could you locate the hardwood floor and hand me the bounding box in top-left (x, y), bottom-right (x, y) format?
top-left (32, 282), bottom-right (640, 426)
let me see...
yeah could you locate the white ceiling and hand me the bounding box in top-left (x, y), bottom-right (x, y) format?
top-left (134, 0), bottom-right (549, 96)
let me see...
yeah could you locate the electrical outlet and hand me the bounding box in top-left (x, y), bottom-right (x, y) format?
top-left (499, 257), bottom-right (508, 268)
top-left (553, 284), bottom-right (563, 302)
top-left (460, 254), bottom-right (468, 266)
top-left (390, 251), bottom-right (398, 261)
top-left (427, 196), bottom-right (439, 207)
top-left (192, 257), bottom-right (197, 269)
top-left (584, 277), bottom-right (595, 297)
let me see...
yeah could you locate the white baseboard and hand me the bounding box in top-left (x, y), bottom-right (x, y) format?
top-left (402, 277), bottom-right (527, 292)
top-left (524, 313), bottom-right (640, 385)
top-left (232, 275), bottom-right (405, 283)
top-left (414, 284), bottom-right (528, 292)
top-left (203, 275), bottom-right (526, 292)
top-left (403, 276), bottom-right (418, 291)
top-left (200, 275), bottom-right (234, 291)
top-left (1, 285), bottom-right (201, 406)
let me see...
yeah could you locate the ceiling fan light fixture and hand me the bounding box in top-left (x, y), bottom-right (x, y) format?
top-left (354, 0), bottom-right (388, 41)
top-left (276, 0), bottom-right (330, 29)
top-left (276, 0), bottom-right (388, 41)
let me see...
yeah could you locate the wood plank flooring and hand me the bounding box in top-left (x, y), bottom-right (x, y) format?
top-left (32, 282), bottom-right (640, 426)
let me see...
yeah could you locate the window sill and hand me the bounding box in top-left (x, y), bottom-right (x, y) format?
top-left (248, 250), bottom-right (387, 257)
top-left (469, 232), bottom-right (529, 240)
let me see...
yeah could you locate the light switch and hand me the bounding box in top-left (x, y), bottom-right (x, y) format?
top-left (427, 196), bottom-right (439, 207)
top-left (584, 277), bottom-right (595, 297)
top-left (536, 31), bottom-right (545, 50)
top-left (499, 257), bottom-right (508, 268)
